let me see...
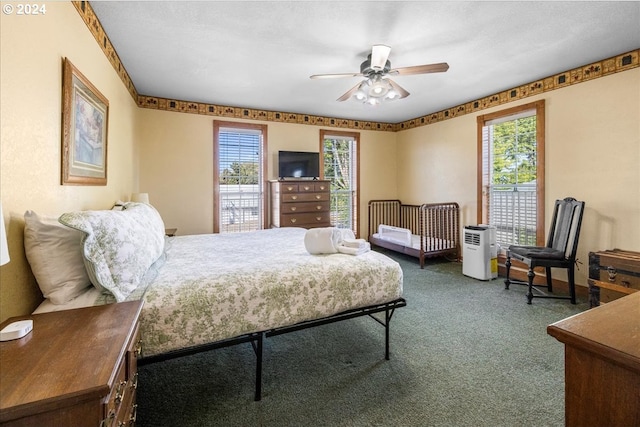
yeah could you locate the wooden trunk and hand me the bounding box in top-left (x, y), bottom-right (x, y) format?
top-left (588, 249), bottom-right (640, 307)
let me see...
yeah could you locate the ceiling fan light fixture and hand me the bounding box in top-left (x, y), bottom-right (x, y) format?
top-left (311, 44), bottom-right (448, 105)
top-left (386, 90), bottom-right (399, 100)
top-left (365, 98), bottom-right (380, 106)
top-left (367, 76), bottom-right (390, 98)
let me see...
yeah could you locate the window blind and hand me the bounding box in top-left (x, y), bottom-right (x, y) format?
top-left (218, 128), bottom-right (263, 233)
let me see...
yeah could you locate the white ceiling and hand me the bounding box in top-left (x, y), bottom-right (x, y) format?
top-left (90, 1), bottom-right (640, 124)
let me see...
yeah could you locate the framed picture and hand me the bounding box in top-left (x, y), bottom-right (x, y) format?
top-left (61, 58), bottom-right (109, 185)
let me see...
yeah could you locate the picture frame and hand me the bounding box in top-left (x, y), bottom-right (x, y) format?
top-left (61, 58), bottom-right (109, 185)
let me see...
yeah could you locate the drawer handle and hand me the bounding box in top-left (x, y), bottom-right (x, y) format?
top-left (290, 218), bottom-right (297, 223)
top-left (315, 195), bottom-right (321, 200)
top-left (319, 186), bottom-right (326, 190)
top-left (316, 217), bottom-right (322, 221)
top-left (286, 186), bottom-right (294, 191)
top-left (134, 339), bottom-right (142, 358)
top-left (100, 410), bottom-right (116, 427)
top-left (315, 206), bottom-right (322, 210)
top-left (130, 372), bottom-right (139, 390)
top-left (129, 404), bottom-right (138, 426)
top-left (303, 186), bottom-right (310, 190)
top-left (115, 380), bottom-right (127, 404)
top-left (291, 195), bottom-right (298, 200)
top-left (290, 207), bottom-right (297, 212)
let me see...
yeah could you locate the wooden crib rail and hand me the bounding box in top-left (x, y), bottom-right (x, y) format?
top-left (368, 199), bottom-right (402, 239)
top-left (420, 202), bottom-right (460, 257)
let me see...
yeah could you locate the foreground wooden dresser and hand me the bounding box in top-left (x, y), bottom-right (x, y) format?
top-left (547, 292), bottom-right (640, 427)
top-left (270, 179), bottom-right (331, 228)
top-left (0, 301), bottom-right (143, 427)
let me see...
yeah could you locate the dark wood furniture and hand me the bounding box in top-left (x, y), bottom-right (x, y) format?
top-left (505, 197), bottom-right (585, 304)
top-left (0, 301), bottom-right (143, 427)
top-left (270, 179), bottom-right (331, 228)
top-left (367, 200), bottom-right (460, 269)
top-left (547, 292), bottom-right (640, 427)
top-left (588, 249), bottom-right (640, 307)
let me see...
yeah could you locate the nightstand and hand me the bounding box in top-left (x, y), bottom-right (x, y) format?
top-left (0, 301), bottom-right (143, 426)
top-left (165, 228), bottom-right (177, 237)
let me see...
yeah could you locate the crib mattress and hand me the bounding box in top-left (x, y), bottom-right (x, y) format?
top-left (372, 232), bottom-right (454, 251)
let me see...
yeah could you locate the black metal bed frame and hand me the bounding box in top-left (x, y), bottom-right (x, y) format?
top-left (138, 297), bottom-right (406, 401)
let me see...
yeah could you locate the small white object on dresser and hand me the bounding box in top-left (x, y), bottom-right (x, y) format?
top-left (0, 320), bottom-right (33, 341)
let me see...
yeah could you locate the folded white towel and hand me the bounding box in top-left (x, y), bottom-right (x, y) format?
top-left (338, 228), bottom-right (356, 241)
top-left (305, 227), bottom-right (369, 255)
top-left (337, 241), bottom-right (371, 256)
top-left (304, 227), bottom-right (341, 254)
top-left (342, 238), bottom-right (368, 249)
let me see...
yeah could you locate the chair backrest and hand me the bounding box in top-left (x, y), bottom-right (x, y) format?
top-left (546, 197), bottom-right (585, 260)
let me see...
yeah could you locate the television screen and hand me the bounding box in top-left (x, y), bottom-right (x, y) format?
top-left (278, 151), bottom-right (320, 179)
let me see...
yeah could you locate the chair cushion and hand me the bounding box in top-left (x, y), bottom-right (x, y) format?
top-left (508, 245), bottom-right (565, 260)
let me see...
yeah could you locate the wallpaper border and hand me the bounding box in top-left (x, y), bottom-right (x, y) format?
top-left (75, 1), bottom-right (639, 133)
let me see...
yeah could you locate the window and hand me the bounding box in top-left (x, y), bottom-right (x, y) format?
top-left (320, 130), bottom-right (359, 235)
top-left (213, 121), bottom-right (267, 233)
top-left (477, 100), bottom-right (545, 247)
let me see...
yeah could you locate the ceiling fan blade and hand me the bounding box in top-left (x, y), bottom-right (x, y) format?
top-left (370, 44), bottom-right (391, 70)
top-left (310, 72), bottom-right (361, 79)
top-left (387, 79), bottom-right (410, 99)
top-left (337, 81), bottom-right (363, 102)
top-left (389, 62), bottom-right (449, 76)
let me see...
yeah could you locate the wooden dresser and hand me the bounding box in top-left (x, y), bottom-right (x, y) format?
top-left (0, 301), bottom-right (143, 427)
top-left (270, 179), bottom-right (331, 228)
top-left (547, 292), bottom-right (640, 427)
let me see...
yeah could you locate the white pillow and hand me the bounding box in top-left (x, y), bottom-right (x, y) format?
top-left (58, 203), bottom-right (165, 302)
top-left (24, 211), bottom-right (91, 304)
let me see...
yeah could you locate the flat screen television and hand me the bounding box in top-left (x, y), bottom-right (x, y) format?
top-left (278, 150), bottom-right (320, 179)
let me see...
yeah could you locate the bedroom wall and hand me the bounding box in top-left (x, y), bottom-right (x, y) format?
top-left (136, 110), bottom-right (398, 236)
top-left (0, 2), bottom-right (141, 321)
top-left (396, 68), bottom-right (640, 288)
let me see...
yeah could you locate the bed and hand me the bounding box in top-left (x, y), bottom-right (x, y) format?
top-left (368, 200), bottom-right (460, 268)
top-left (25, 204), bottom-right (405, 401)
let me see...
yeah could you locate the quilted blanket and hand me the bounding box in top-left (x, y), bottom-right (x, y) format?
top-left (140, 227), bottom-right (403, 357)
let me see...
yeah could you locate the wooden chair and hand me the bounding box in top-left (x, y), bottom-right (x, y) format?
top-left (504, 197), bottom-right (585, 304)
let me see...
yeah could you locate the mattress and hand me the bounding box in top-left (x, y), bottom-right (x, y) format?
top-left (372, 232), bottom-right (454, 251)
top-left (36, 227), bottom-right (403, 358)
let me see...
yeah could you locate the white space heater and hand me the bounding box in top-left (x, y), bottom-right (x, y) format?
top-left (463, 225), bottom-right (498, 280)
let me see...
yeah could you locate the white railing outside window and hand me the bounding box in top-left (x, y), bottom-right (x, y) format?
top-left (489, 184), bottom-right (537, 246)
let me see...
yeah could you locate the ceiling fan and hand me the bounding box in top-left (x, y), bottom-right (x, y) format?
top-left (310, 44), bottom-right (449, 105)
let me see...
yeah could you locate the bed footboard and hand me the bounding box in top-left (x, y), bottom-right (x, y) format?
top-left (368, 200), bottom-right (460, 268)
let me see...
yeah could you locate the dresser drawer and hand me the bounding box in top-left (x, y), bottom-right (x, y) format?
top-left (279, 183), bottom-right (298, 193)
top-left (280, 212), bottom-right (331, 227)
top-left (127, 323), bottom-right (142, 380)
top-left (282, 192), bottom-right (329, 203)
top-left (103, 357), bottom-right (128, 426)
top-left (279, 182), bottom-right (329, 193)
top-left (281, 201), bottom-right (329, 214)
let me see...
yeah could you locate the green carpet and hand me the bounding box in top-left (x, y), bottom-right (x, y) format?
top-left (136, 249), bottom-right (588, 427)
